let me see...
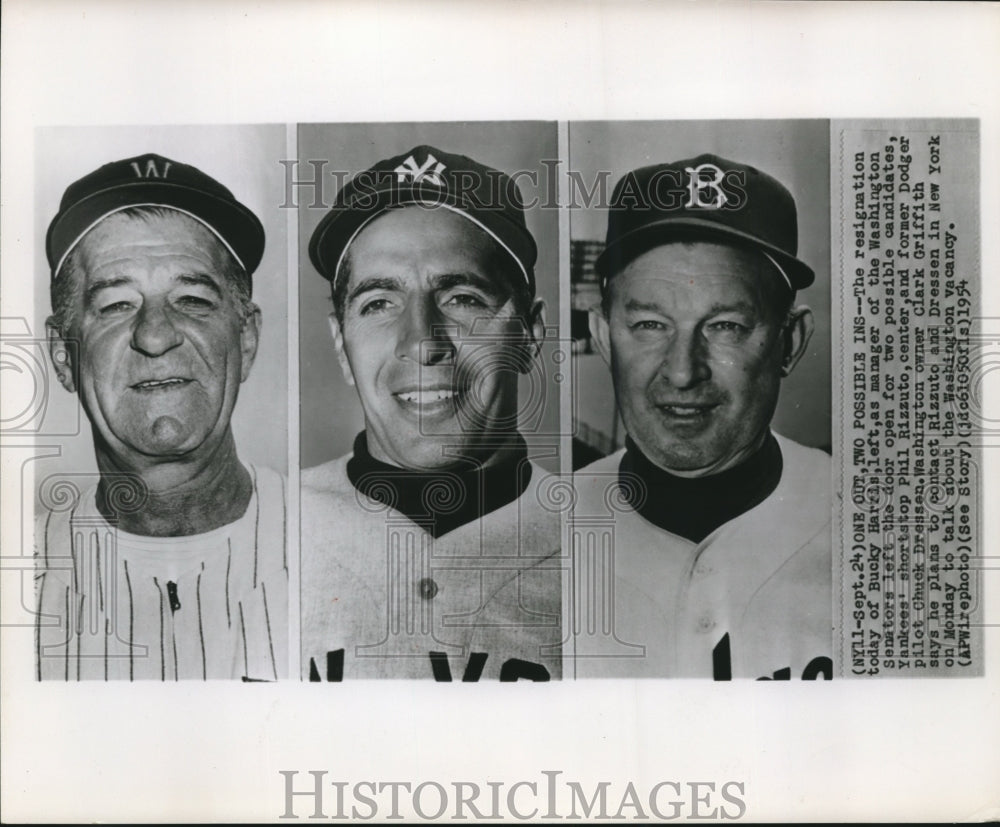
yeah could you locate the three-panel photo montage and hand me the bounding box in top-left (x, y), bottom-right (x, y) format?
top-left (33, 120), bottom-right (836, 682)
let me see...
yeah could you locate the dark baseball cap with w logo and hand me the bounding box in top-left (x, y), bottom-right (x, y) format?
top-left (46, 152), bottom-right (265, 280)
top-left (595, 153), bottom-right (815, 290)
top-left (308, 144), bottom-right (538, 296)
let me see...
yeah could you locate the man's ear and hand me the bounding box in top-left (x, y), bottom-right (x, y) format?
top-left (780, 305), bottom-right (815, 377)
top-left (519, 297), bottom-right (547, 372)
top-left (327, 313), bottom-right (355, 386)
top-left (239, 304), bottom-right (262, 383)
top-left (46, 318), bottom-right (77, 393)
top-left (589, 305), bottom-right (613, 368)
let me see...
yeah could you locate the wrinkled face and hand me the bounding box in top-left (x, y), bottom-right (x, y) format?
top-left (54, 211), bottom-right (258, 464)
top-left (335, 206), bottom-right (538, 470)
top-left (593, 241), bottom-right (792, 476)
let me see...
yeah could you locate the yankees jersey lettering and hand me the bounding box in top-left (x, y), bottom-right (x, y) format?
top-left (570, 433), bottom-right (832, 679)
top-left (35, 465), bottom-right (288, 681)
top-left (301, 450), bottom-right (563, 680)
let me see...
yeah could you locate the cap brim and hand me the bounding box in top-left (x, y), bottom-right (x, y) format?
top-left (308, 183), bottom-right (537, 291)
top-left (595, 217), bottom-right (815, 290)
top-left (47, 180), bottom-right (265, 276)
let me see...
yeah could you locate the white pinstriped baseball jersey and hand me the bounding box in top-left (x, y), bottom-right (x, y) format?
top-left (569, 433), bottom-right (832, 679)
top-left (35, 465), bottom-right (288, 681)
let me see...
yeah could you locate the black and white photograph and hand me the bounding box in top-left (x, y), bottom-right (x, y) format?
top-left (1, 2), bottom-right (997, 823)
top-left (296, 122), bottom-right (563, 680)
top-left (31, 126), bottom-right (291, 681)
top-left (566, 120), bottom-right (833, 680)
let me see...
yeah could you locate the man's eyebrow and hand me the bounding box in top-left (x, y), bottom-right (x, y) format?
top-left (621, 298), bottom-right (758, 315)
top-left (176, 272), bottom-right (223, 298)
top-left (432, 272), bottom-right (499, 294)
top-left (84, 276), bottom-right (133, 305)
top-left (704, 300), bottom-right (757, 316)
top-left (623, 298), bottom-right (667, 314)
top-left (347, 276), bottom-right (404, 304)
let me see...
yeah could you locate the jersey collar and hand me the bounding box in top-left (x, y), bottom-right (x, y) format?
top-left (619, 432), bottom-right (783, 543)
top-left (346, 431), bottom-right (532, 538)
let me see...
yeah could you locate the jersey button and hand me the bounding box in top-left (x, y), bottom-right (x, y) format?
top-left (696, 615), bottom-right (716, 633)
top-left (418, 578), bottom-right (439, 600)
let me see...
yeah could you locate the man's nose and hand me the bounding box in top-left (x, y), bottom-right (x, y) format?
top-left (659, 329), bottom-right (710, 389)
top-left (394, 296), bottom-right (455, 365)
top-left (131, 300), bottom-right (184, 357)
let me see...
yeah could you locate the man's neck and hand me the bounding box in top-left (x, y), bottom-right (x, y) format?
top-left (94, 431), bottom-right (253, 537)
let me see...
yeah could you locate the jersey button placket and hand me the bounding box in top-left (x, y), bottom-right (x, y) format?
top-left (417, 577), bottom-right (439, 600)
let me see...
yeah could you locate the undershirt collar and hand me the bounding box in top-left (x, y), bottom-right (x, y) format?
top-left (618, 432), bottom-right (783, 543)
top-left (346, 431), bottom-right (532, 538)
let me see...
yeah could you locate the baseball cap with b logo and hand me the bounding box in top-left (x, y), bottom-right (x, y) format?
top-left (595, 153), bottom-right (815, 290)
top-left (47, 153), bottom-right (266, 281)
top-left (309, 145), bottom-right (538, 296)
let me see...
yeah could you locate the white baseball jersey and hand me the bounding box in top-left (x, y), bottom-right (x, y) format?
top-left (569, 433), bottom-right (832, 680)
top-left (35, 465), bottom-right (288, 681)
top-left (300, 456), bottom-right (562, 681)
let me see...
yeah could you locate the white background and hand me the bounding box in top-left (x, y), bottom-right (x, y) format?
top-left (2, 1), bottom-right (999, 822)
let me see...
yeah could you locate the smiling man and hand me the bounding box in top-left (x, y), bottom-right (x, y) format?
top-left (574, 154), bottom-right (833, 680)
top-left (35, 154), bottom-right (287, 681)
top-left (302, 145), bottom-right (561, 681)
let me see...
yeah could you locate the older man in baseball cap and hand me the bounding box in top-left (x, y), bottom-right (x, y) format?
top-left (574, 154), bottom-right (832, 680)
top-left (301, 145), bottom-right (561, 681)
top-left (36, 153), bottom-right (287, 681)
